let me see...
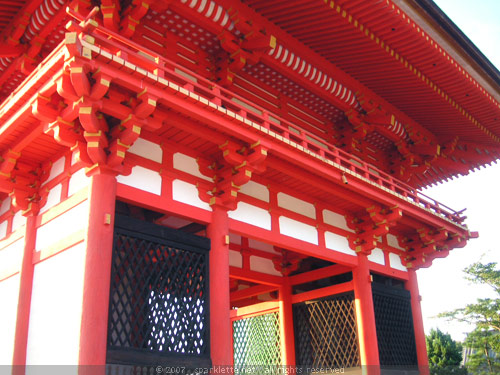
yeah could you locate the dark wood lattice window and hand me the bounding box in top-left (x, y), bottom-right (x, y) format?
top-left (107, 215), bottom-right (211, 368)
top-left (293, 293), bottom-right (360, 369)
top-left (372, 282), bottom-right (418, 368)
top-left (233, 312), bottom-right (282, 372)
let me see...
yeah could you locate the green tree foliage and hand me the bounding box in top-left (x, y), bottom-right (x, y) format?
top-left (439, 262), bottom-right (500, 374)
top-left (426, 328), bottom-right (467, 375)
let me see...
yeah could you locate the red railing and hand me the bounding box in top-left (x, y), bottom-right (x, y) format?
top-left (68, 12), bottom-right (466, 226)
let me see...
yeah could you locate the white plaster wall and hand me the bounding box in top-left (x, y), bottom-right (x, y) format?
top-left (248, 238), bottom-right (276, 253)
top-left (40, 184), bottom-right (62, 214)
top-left (229, 233), bottom-right (241, 245)
top-left (0, 238), bottom-right (23, 278)
top-left (277, 193), bottom-right (316, 219)
top-left (389, 253), bottom-right (408, 272)
top-left (387, 234), bottom-right (405, 250)
top-left (228, 202), bottom-right (271, 230)
top-left (324, 231), bottom-right (356, 256)
top-left (68, 168), bottom-right (90, 197)
top-left (0, 274), bottom-right (20, 365)
top-left (128, 138), bottom-right (163, 163)
top-left (229, 250), bottom-right (243, 268)
top-left (11, 211), bottom-right (26, 233)
top-left (173, 153), bottom-right (211, 181)
top-left (117, 166), bottom-right (162, 195)
top-left (250, 256), bottom-right (281, 276)
top-left (42, 157), bottom-right (65, 186)
top-left (0, 221), bottom-right (7, 239)
top-left (0, 197), bottom-right (11, 216)
top-left (172, 180), bottom-right (212, 211)
top-left (279, 216), bottom-right (318, 245)
top-left (35, 200), bottom-right (89, 251)
top-left (239, 181), bottom-right (269, 202)
top-left (323, 209), bottom-right (353, 232)
top-left (368, 248), bottom-right (385, 265)
top-left (26, 243), bottom-right (86, 365)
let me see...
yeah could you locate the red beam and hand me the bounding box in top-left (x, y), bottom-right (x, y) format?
top-left (230, 300), bottom-right (279, 321)
top-left (229, 266), bottom-right (283, 287)
top-left (291, 281), bottom-right (353, 304)
top-left (289, 264), bottom-right (352, 286)
top-left (230, 284), bottom-right (278, 302)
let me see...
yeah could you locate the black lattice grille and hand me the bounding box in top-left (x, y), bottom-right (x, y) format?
top-left (107, 215), bottom-right (210, 367)
top-left (293, 293), bottom-right (360, 369)
top-left (233, 312), bottom-right (282, 370)
top-left (372, 284), bottom-right (418, 367)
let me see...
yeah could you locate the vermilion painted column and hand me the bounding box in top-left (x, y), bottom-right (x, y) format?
top-left (279, 279), bottom-right (295, 367)
top-left (12, 214), bottom-right (37, 370)
top-left (207, 204), bottom-right (232, 366)
top-left (352, 253), bottom-right (380, 375)
top-left (78, 172), bottom-right (117, 368)
top-left (405, 269), bottom-right (430, 375)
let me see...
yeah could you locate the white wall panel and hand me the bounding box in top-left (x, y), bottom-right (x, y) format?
top-left (117, 166), bottom-right (162, 195)
top-left (68, 168), bottom-right (90, 197)
top-left (36, 200), bottom-right (89, 251)
top-left (0, 238), bottom-right (23, 278)
top-left (0, 197), bottom-right (11, 216)
top-left (389, 253), bottom-right (407, 272)
top-left (172, 180), bottom-right (211, 211)
top-left (323, 209), bottom-right (353, 232)
top-left (229, 250), bottom-right (242, 268)
top-left (11, 211), bottom-right (26, 232)
top-left (228, 202), bottom-right (271, 230)
top-left (0, 221), bottom-right (7, 239)
top-left (324, 231), bottom-right (356, 256)
top-left (42, 157), bottom-right (65, 186)
top-left (387, 234), bottom-right (405, 250)
top-left (239, 181), bottom-right (269, 202)
top-left (277, 193), bottom-right (316, 219)
top-left (173, 153), bottom-right (211, 181)
top-left (368, 248), bottom-right (385, 265)
top-left (248, 239), bottom-right (276, 254)
top-left (26, 243), bottom-right (86, 365)
top-left (250, 256), bottom-right (281, 276)
top-left (279, 216), bottom-right (318, 245)
top-left (128, 138), bottom-right (163, 163)
top-left (40, 184), bottom-right (62, 214)
top-left (0, 274), bottom-right (20, 365)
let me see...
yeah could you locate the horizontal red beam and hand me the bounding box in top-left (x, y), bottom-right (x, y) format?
top-left (230, 300), bottom-right (280, 321)
top-left (229, 266), bottom-right (283, 287)
top-left (230, 284), bottom-right (278, 302)
top-left (289, 264), bottom-right (352, 286)
top-left (291, 281), bottom-right (353, 304)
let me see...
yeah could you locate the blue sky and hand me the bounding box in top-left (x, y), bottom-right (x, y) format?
top-left (417, 0), bottom-right (500, 341)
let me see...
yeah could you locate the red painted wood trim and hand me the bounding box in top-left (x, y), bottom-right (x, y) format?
top-left (207, 205), bottom-right (232, 366)
top-left (12, 215), bottom-right (36, 366)
top-left (353, 254), bottom-right (380, 373)
top-left (279, 281), bottom-right (296, 366)
top-left (78, 173), bottom-right (117, 366)
top-left (230, 284), bottom-right (278, 302)
top-left (291, 281), bottom-right (354, 304)
top-left (229, 266), bottom-right (283, 287)
top-left (289, 264), bottom-right (352, 286)
top-left (230, 301), bottom-right (280, 321)
top-left (405, 270), bottom-right (430, 375)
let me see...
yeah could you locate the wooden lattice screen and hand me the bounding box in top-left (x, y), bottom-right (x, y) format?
top-left (232, 311), bottom-right (282, 373)
top-left (372, 283), bottom-right (418, 369)
top-left (107, 215), bottom-right (211, 370)
top-left (293, 293), bottom-right (360, 369)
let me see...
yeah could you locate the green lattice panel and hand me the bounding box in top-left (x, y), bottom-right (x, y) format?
top-left (233, 312), bottom-right (282, 372)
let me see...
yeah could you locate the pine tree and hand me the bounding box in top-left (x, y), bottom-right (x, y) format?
top-left (426, 328), bottom-right (467, 375)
